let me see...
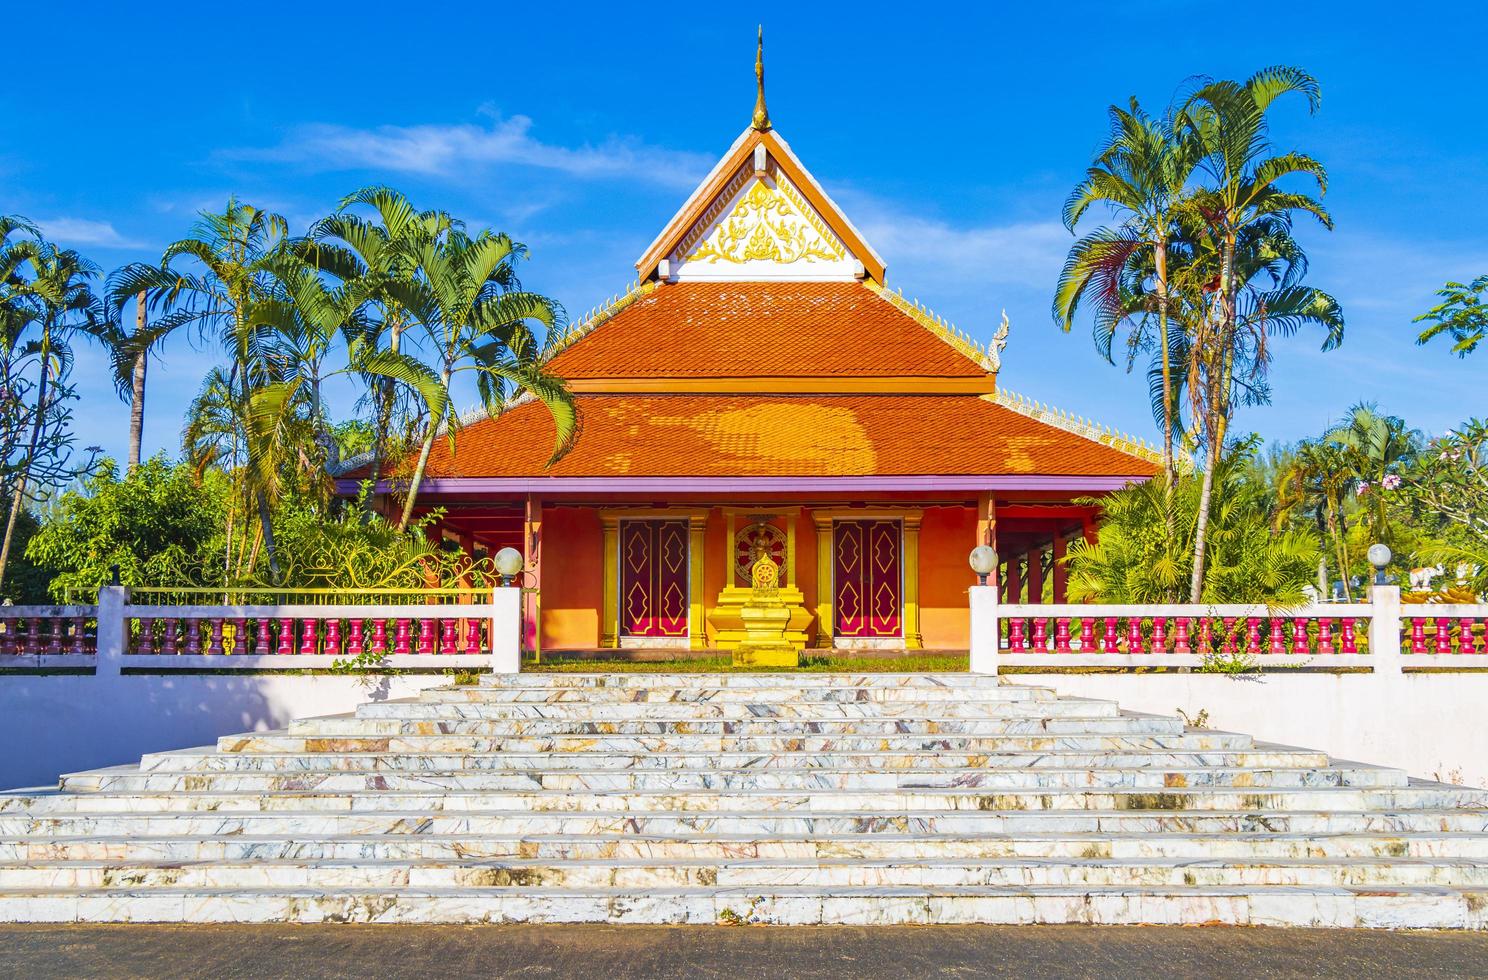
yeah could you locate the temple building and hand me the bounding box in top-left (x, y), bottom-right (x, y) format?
top-left (342, 53), bottom-right (1158, 655)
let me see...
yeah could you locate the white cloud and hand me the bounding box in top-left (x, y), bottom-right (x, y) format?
top-left (36, 217), bottom-right (142, 249)
top-left (231, 111), bottom-right (713, 190)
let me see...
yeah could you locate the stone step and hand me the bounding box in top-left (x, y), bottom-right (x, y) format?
top-left (60, 753), bottom-right (1338, 793)
top-left (476, 673), bottom-right (1032, 690)
top-left (289, 715), bottom-right (1200, 739)
top-left (348, 701), bottom-right (1127, 721)
top-left (1, 883), bottom-right (1484, 927)
top-left (11, 831), bottom-right (1488, 864)
top-left (132, 748), bottom-right (1354, 776)
top-left (418, 688), bottom-right (1068, 706)
top-left (8, 799), bottom-right (1487, 837)
top-left (19, 771), bottom-right (1417, 814)
top-left (7, 856), bottom-right (1488, 891)
top-left (214, 728), bottom-right (1190, 758)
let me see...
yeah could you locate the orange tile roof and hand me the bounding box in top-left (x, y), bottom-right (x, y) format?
top-left (546, 282), bottom-right (989, 379)
top-left (390, 394), bottom-right (1157, 480)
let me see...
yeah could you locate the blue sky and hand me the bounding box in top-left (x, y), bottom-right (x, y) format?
top-left (5, 2), bottom-right (1485, 463)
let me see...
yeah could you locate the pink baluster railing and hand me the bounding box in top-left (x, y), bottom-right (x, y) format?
top-left (347, 619), bottom-right (366, 656)
top-left (1268, 618), bottom-right (1286, 654)
top-left (1197, 618), bottom-right (1213, 655)
top-left (275, 618), bottom-right (295, 655)
top-left (439, 618), bottom-right (459, 654)
top-left (1291, 618), bottom-right (1311, 655)
top-left (1245, 617), bottom-right (1262, 655)
top-left (416, 619), bottom-right (437, 655)
top-left (1317, 618), bottom-right (1335, 655)
top-left (324, 618), bottom-right (342, 657)
top-left (393, 619), bottom-right (412, 655)
top-left (1410, 618), bottom-right (1427, 655)
top-left (1150, 617), bottom-right (1167, 654)
top-left (1341, 618), bottom-right (1358, 654)
top-left (208, 618), bottom-right (225, 656)
top-left (1030, 618), bottom-right (1048, 652)
top-left (1125, 617), bottom-right (1142, 653)
top-left (254, 619), bottom-right (273, 655)
top-left (1173, 618), bottom-right (1192, 655)
top-left (299, 619), bottom-right (319, 655)
top-left (1436, 617), bottom-right (1454, 655)
top-left (462, 618), bottom-right (482, 653)
top-left (370, 619), bottom-right (390, 654)
top-left (1007, 617), bottom-right (1025, 651)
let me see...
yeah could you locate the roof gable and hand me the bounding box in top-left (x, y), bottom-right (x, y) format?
top-left (635, 127), bottom-right (887, 284)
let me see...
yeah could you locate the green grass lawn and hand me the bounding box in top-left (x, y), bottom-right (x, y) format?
top-left (525, 654), bottom-right (971, 673)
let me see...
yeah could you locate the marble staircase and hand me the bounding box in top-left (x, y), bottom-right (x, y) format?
top-left (3, 673), bottom-right (1488, 926)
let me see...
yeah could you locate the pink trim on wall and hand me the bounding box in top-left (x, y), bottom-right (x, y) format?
top-left (335, 475), bottom-right (1148, 495)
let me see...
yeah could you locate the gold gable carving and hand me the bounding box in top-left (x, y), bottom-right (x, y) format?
top-left (685, 178), bottom-right (847, 265)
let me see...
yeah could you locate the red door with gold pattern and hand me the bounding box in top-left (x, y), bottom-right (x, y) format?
top-left (832, 520), bottom-right (902, 638)
top-left (619, 520), bottom-right (690, 638)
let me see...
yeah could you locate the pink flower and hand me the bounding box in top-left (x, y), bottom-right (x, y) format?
top-left (1382, 474), bottom-right (1402, 490)
top-left (1356, 482), bottom-right (1370, 496)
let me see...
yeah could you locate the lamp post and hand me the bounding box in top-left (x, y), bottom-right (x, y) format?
top-left (494, 547), bottom-right (523, 587)
top-left (969, 545), bottom-right (997, 586)
top-left (1367, 543), bottom-right (1392, 586)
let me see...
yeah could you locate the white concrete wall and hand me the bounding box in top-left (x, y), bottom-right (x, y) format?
top-left (1, 672), bottom-right (455, 789)
top-left (1014, 671), bottom-right (1488, 788)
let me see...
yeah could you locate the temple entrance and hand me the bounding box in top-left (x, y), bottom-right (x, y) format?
top-left (832, 519), bottom-right (903, 638)
top-left (619, 519), bottom-right (690, 638)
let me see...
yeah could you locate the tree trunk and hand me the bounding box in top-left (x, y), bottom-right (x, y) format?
top-left (1187, 232), bottom-right (1239, 603)
top-left (398, 367), bottom-right (451, 530)
top-left (127, 291), bottom-right (147, 471)
top-left (1154, 238), bottom-right (1175, 491)
top-left (1188, 432), bottom-right (1220, 602)
top-left (0, 329), bottom-right (51, 595)
top-left (256, 490), bottom-right (280, 579)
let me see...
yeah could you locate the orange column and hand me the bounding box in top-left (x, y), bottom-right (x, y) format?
top-left (523, 495), bottom-right (542, 654)
top-left (976, 493), bottom-right (998, 589)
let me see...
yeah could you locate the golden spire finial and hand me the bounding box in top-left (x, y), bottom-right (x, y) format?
top-left (752, 25), bottom-right (771, 131)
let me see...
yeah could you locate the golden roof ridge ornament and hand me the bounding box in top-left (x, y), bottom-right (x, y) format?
top-left (752, 26), bottom-right (771, 132)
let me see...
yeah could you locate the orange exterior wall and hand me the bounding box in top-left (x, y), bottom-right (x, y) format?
top-left (538, 507), bottom-right (603, 650)
top-left (534, 502), bottom-right (972, 651)
top-left (918, 505), bottom-right (977, 649)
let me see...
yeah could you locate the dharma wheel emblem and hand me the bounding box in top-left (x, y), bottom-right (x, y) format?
top-left (735, 522), bottom-right (786, 585)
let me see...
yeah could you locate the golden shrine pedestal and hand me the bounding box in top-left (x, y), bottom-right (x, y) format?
top-left (729, 556), bottom-right (803, 668)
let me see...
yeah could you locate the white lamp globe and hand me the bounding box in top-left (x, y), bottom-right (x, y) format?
top-left (1366, 543), bottom-right (1392, 569)
top-left (494, 547), bottom-right (523, 582)
top-left (969, 545), bottom-right (998, 583)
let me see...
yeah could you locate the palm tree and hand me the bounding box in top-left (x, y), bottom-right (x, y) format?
top-left (1176, 67), bottom-right (1336, 601)
top-left (1057, 98), bottom-right (1198, 490)
top-left (1327, 402), bottom-right (1420, 545)
top-left (0, 241), bottom-right (107, 592)
top-left (110, 199), bottom-right (291, 576)
top-left (1276, 440), bottom-right (1354, 599)
top-left (373, 229), bottom-right (576, 528)
top-left (0, 217), bottom-right (41, 491)
top-left (306, 187), bottom-right (456, 492)
top-left (244, 252), bottom-right (370, 509)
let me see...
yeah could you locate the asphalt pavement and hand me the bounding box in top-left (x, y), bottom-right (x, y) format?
top-left (4, 924), bottom-right (1488, 978)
